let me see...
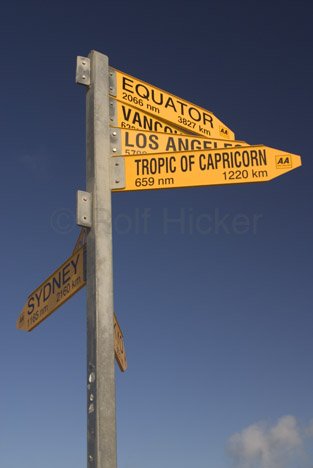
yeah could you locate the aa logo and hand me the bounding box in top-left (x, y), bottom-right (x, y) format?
top-left (276, 155), bottom-right (292, 169)
top-left (219, 126), bottom-right (229, 136)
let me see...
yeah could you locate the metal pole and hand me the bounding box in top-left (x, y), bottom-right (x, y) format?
top-left (85, 50), bottom-right (117, 468)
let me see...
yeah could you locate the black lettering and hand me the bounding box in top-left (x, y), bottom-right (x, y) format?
top-left (222, 152), bottom-right (231, 168)
top-left (177, 138), bottom-right (189, 151)
top-left (207, 154), bottom-right (215, 169)
top-left (121, 105), bottom-right (131, 121)
top-left (52, 273), bottom-right (61, 293)
top-left (158, 158), bottom-right (165, 172)
top-left (150, 158), bottom-right (157, 174)
top-left (142, 115), bottom-right (153, 131)
top-left (180, 155), bottom-right (188, 172)
top-left (169, 156), bottom-right (176, 173)
top-left (35, 289), bottom-right (43, 307)
top-left (149, 134), bottom-right (159, 150)
top-left (199, 154), bottom-right (206, 170)
top-left (259, 149), bottom-right (267, 165)
top-left (203, 113), bottom-right (214, 128)
top-left (250, 150), bottom-right (258, 166)
top-left (215, 153), bottom-right (222, 168)
top-left (234, 151), bottom-right (242, 168)
top-left (43, 283), bottom-right (51, 302)
top-left (142, 159), bottom-right (150, 175)
top-left (62, 263), bottom-right (71, 285)
top-left (135, 159), bottom-right (141, 175)
top-left (151, 89), bottom-right (163, 105)
top-left (71, 254), bottom-right (80, 275)
top-left (135, 84), bottom-right (149, 99)
top-left (165, 137), bottom-right (176, 151)
top-left (190, 139), bottom-right (202, 151)
top-left (189, 107), bottom-right (201, 122)
top-left (164, 97), bottom-right (177, 112)
top-left (27, 297), bottom-right (35, 315)
top-left (133, 112), bottom-right (142, 126)
top-left (241, 150), bottom-right (250, 167)
top-left (125, 131), bottom-right (134, 148)
top-left (122, 77), bottom-right (134, 93)
top-left (136, 133), bottom-right (147, 149)
top-left (176, 101), bottom-right (187, 115)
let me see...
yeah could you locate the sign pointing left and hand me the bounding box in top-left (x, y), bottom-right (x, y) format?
top-left (16, 246), bottom-right (86, 332)
top-left (16, 239), bottom-right (128, 372)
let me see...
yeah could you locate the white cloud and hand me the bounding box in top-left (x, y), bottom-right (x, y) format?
top-left (305, 420), bottom-right (313, 438)
top-left (227, 415), bottom-right (313, 468)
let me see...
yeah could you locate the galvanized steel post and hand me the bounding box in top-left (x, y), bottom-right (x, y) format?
top-left (82, 50), bottom-right (117, 468)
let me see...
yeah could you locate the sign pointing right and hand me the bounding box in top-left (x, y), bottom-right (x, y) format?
top-left (109, 67), bottom-right (235, 140)
top-left (110, 128), bottom-right (247, 156)
top-left (112, 145), bottom-right (301, 191)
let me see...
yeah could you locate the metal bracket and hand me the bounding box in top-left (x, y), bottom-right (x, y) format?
top-left (110, 128), bottom-right (121, 156)
top-left (76, 56), bottom-right (91, 86)
top-left (109, 67), bottom-right (117, 96)
top-left (77, 191), bottom-right (92, 227)
top-left (111, 158), bottom-right (125, 189)
top-left (109, 99), bottom-right (118, 126)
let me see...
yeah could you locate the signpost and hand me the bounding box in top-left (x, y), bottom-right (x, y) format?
top-left (112, 146), bottom-right (301, 192)
top-left (110, 128), bottom-right (246, 156)
top-left (78, 51), bottom-right (117, 468)
top-left (16, 50), bottom-right (302, 468)
top-left (109, 68), bottom-right (235, 139)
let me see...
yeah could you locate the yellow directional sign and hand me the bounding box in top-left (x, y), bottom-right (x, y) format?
top-left (110, 68), bottom-right (235, 140)
top-left (16, 247), bottom-right (86, 332)
top-left (17, 240), bottom-right (128, 371)
top-left (110, 99), bottom-right (185, 134)
top-left (112, 146), bottom-right (301, 192)
top-left (114, 314), bottom-right (127, 372)
top-left (111, 128), bottom-right (246, 156)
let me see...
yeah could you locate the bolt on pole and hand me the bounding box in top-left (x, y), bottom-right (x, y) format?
top-left (85, 50), bottom-right (117, 468)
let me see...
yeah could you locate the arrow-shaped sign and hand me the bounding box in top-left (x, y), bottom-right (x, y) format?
top-left (16, 243), bottom-right (127, 371)
top-left (109, 68), bottom-right (235, 140)
top-left (109, 99), bottom-right (185, 135)
top-left (110, 128), bottom-right (246, 156)
top-left (112, 145), bottom-right (301, 192)
top-left (16, 246), bottom-right (86, 332)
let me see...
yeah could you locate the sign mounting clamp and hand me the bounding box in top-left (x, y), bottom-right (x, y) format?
top-left (76, 190), bottom-right (92, 228)
top-left (75, 56), bottom-right (91, 86)
top-left (111, 157), bottom-right (125, 189)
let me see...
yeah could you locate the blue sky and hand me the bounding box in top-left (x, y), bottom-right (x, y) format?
top-left (1, 1), bottom-right (313, 467)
